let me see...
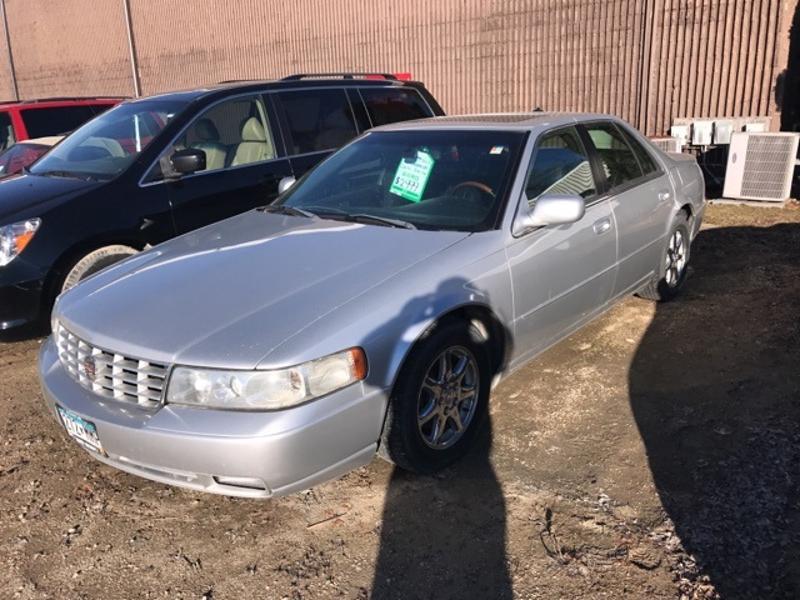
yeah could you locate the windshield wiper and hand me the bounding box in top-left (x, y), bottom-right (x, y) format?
top-left (259, 204), bottom-right (317, 218)
top-left (345, 213), bottom-right (417, 230)
top-left (35, 170), bottom-right (96, 181)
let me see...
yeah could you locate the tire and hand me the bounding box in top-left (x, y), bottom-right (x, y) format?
top-left (638, 212), bottom-right (691, 302)
top-left (379, 320), bottom-right (492, 474)
top-left (60, 245), bottom-right (138, 293)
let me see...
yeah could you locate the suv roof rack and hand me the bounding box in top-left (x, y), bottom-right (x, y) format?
top-left (281, 72), bottom-right (400, 81)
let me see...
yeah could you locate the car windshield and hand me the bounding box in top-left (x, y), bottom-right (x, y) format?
top-left (29, 99), bottom-right (188, 181)
top-left (277, 129), bottom-right (526, 231)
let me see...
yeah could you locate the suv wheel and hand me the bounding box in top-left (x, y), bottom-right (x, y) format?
top-left (379, 320), bottom-right (491, 473)
top-left (61, 245), bottom-right (138, 293)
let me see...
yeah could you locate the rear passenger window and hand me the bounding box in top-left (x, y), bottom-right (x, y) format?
top-left (360, 88), bottom-right (431, 126)
top-left (619, 127), bottom-right (659, 175)
top-left (275, 89), bottom-right (357, 155)
top-left (21, 106), bottom-right (105, 138)
top-left (525, 127), bottom-right (596, 204)
top-left (0, 111), bottom-right (14, 152)
top-left (584, 122), bottom-right (643, 189)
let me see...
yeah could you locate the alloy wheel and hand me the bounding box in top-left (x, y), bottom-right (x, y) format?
top-left (417, 346), bottom-right (480, 450)
top-left (664, 229), bottom-right (687, 287)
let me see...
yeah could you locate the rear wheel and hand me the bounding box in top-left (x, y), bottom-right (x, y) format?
top-left (379, 320), bottom-right (491, 473)
top-left (60, 245), bottom-right (138, 293)
top-left (638, 213), bottom-right (690, 302)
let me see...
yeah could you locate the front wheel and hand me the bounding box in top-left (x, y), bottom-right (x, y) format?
top-left (638, 213), bottom-right (691, 302)
top-left (379, 320), bottom-right (491, 474)
top-left (60, 245), bottom-right (138, 293)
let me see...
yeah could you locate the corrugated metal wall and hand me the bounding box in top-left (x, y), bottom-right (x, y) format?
top-left (2, 0), bottom-right (131, 99)
top-left (0, 0), bottom-right (794, 136)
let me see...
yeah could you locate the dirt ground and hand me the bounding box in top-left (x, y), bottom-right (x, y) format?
top-left (1, 202), bottom-right (799, 600)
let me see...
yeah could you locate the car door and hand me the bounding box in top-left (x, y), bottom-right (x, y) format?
top-left (507, 126), bottom-right (618, 360)
top-left (273, 87), bottom-right (360, 178)
top-left (582, 121), bottom-right (674, 296)
top-left (151, 93), bottom-right (293, 234)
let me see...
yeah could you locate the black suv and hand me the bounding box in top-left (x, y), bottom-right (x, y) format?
top-left (0, 74), bottom-right (444, 334)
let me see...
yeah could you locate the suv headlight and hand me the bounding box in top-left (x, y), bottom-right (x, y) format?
top-left (0, 218), bottom-right (41, 267)
top-left (166, 348), bottom-right (367, 410)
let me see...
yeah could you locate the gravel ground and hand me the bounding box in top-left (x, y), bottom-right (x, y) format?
top-left (1, 202), bottom-right (799, 599)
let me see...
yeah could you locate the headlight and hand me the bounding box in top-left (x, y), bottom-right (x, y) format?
top-left (166, 348), bottom-right (367, 410)
top-left (0, 218), bottom-right (41, 267)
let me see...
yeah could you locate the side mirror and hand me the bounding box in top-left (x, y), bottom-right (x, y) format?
top-left (278, 176), bottom-right (296, 194)
top-left (513, 193), bottom-right (585, 235)
top-left (170, 148), bottom-right (206, 176)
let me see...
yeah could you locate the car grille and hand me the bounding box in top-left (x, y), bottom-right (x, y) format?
top-left (55, 323), bottom-right (168, 409)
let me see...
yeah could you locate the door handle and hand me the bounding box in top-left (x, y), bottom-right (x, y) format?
top-left (658, 190), bottom-right (672, 202)
top-left (593, 218), bottom-right (612, 235)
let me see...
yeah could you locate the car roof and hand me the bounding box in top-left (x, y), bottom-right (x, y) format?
top-left (123, 75), bottom-right (427, 106)
top-left (374, 112), bottom-right (622, 133)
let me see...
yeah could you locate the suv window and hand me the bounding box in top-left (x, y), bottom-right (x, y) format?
top-left (0, 111), bottom-right (14, 152)
top-left (584, 122), bottom-right (643, 189)
top-left (619, 126), bottom-right (659, 175)
top-left (525, 127), bottom-right (596, 204)
top-left (275, 89), bottom-right (357, 155)
top-left (173, 95), bottom-right (276, 174)
top-left (360, 88), bottom-right (431, 126)
top-left (21, 105), bottom-right (110, 138)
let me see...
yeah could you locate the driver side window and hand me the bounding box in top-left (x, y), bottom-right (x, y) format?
top-left (525, 127), bottom-right (596, 206)
top-left (170, 95), bottom-right (276, 176)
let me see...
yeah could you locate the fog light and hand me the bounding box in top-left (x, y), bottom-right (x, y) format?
top-left (213, 475), bottom-right (267, 490)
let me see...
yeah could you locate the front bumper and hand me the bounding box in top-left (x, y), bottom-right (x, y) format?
top-left (0, 263), bottom-right (46, 331)
top-left (39, 337), bottom-right (386, 498)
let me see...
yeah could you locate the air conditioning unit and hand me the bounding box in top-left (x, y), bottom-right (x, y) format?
top-left (713, 120), bottom-right (734, 145)
top-left (651, 137), bottom-right (682, 153)
top-left (723, 132), bottom-right (799, 202)
top-left (670, 124), bottom-right (690, 147)
top-left (692, 120), bottom-right (714, 146)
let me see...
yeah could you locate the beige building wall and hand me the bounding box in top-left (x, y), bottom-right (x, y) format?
top-left (3, 0), bottom-right (132, 99)
top-left (0, 0), bottom-right (794, 136)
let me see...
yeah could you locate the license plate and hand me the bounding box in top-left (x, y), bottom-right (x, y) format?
top-left (57, 406), bottom-right (104, 455)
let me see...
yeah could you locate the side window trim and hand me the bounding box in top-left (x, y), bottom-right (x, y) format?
top-left (138, 90), bottom-right (282, 187)
top-left (346, 88), bottom-right (371, 132)
top-left (523, 124), bottom-right (601, 206)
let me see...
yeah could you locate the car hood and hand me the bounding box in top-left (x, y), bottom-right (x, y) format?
top-left (0, 173), bottom-right (101, 222)
top-left (57, 211), bottom-right (470, 369)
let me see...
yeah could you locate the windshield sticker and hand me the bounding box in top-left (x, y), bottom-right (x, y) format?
top-left (389, 150), bottom-right (435, 203)
top-left (489, 145), bottom-right (507, 155)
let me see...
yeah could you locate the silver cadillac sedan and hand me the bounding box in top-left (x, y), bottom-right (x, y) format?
top-left (39, 113), bottom-right (705, 498)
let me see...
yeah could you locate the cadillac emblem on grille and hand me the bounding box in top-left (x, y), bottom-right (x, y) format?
top-left (80, 356), bottom-right (97, 381)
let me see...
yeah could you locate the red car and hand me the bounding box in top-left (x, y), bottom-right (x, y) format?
top-left (0, 97), bottom-right (124, 175)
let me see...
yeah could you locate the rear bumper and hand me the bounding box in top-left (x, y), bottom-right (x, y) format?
top-left (38, 337), bottom-right (387, 498)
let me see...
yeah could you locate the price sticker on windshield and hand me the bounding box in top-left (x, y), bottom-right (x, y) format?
top-left (389, 150), bottom-right (435, 203)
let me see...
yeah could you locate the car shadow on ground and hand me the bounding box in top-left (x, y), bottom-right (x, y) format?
top-left (629, 222), bottom-right (800, 598)
top-left (371, 421), bottom-right (512, 600)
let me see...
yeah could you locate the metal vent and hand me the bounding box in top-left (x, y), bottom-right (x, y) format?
top-left (55, 323), bottom-right (168, 408)
top-left (723, 132), bottom-right (799, 202)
